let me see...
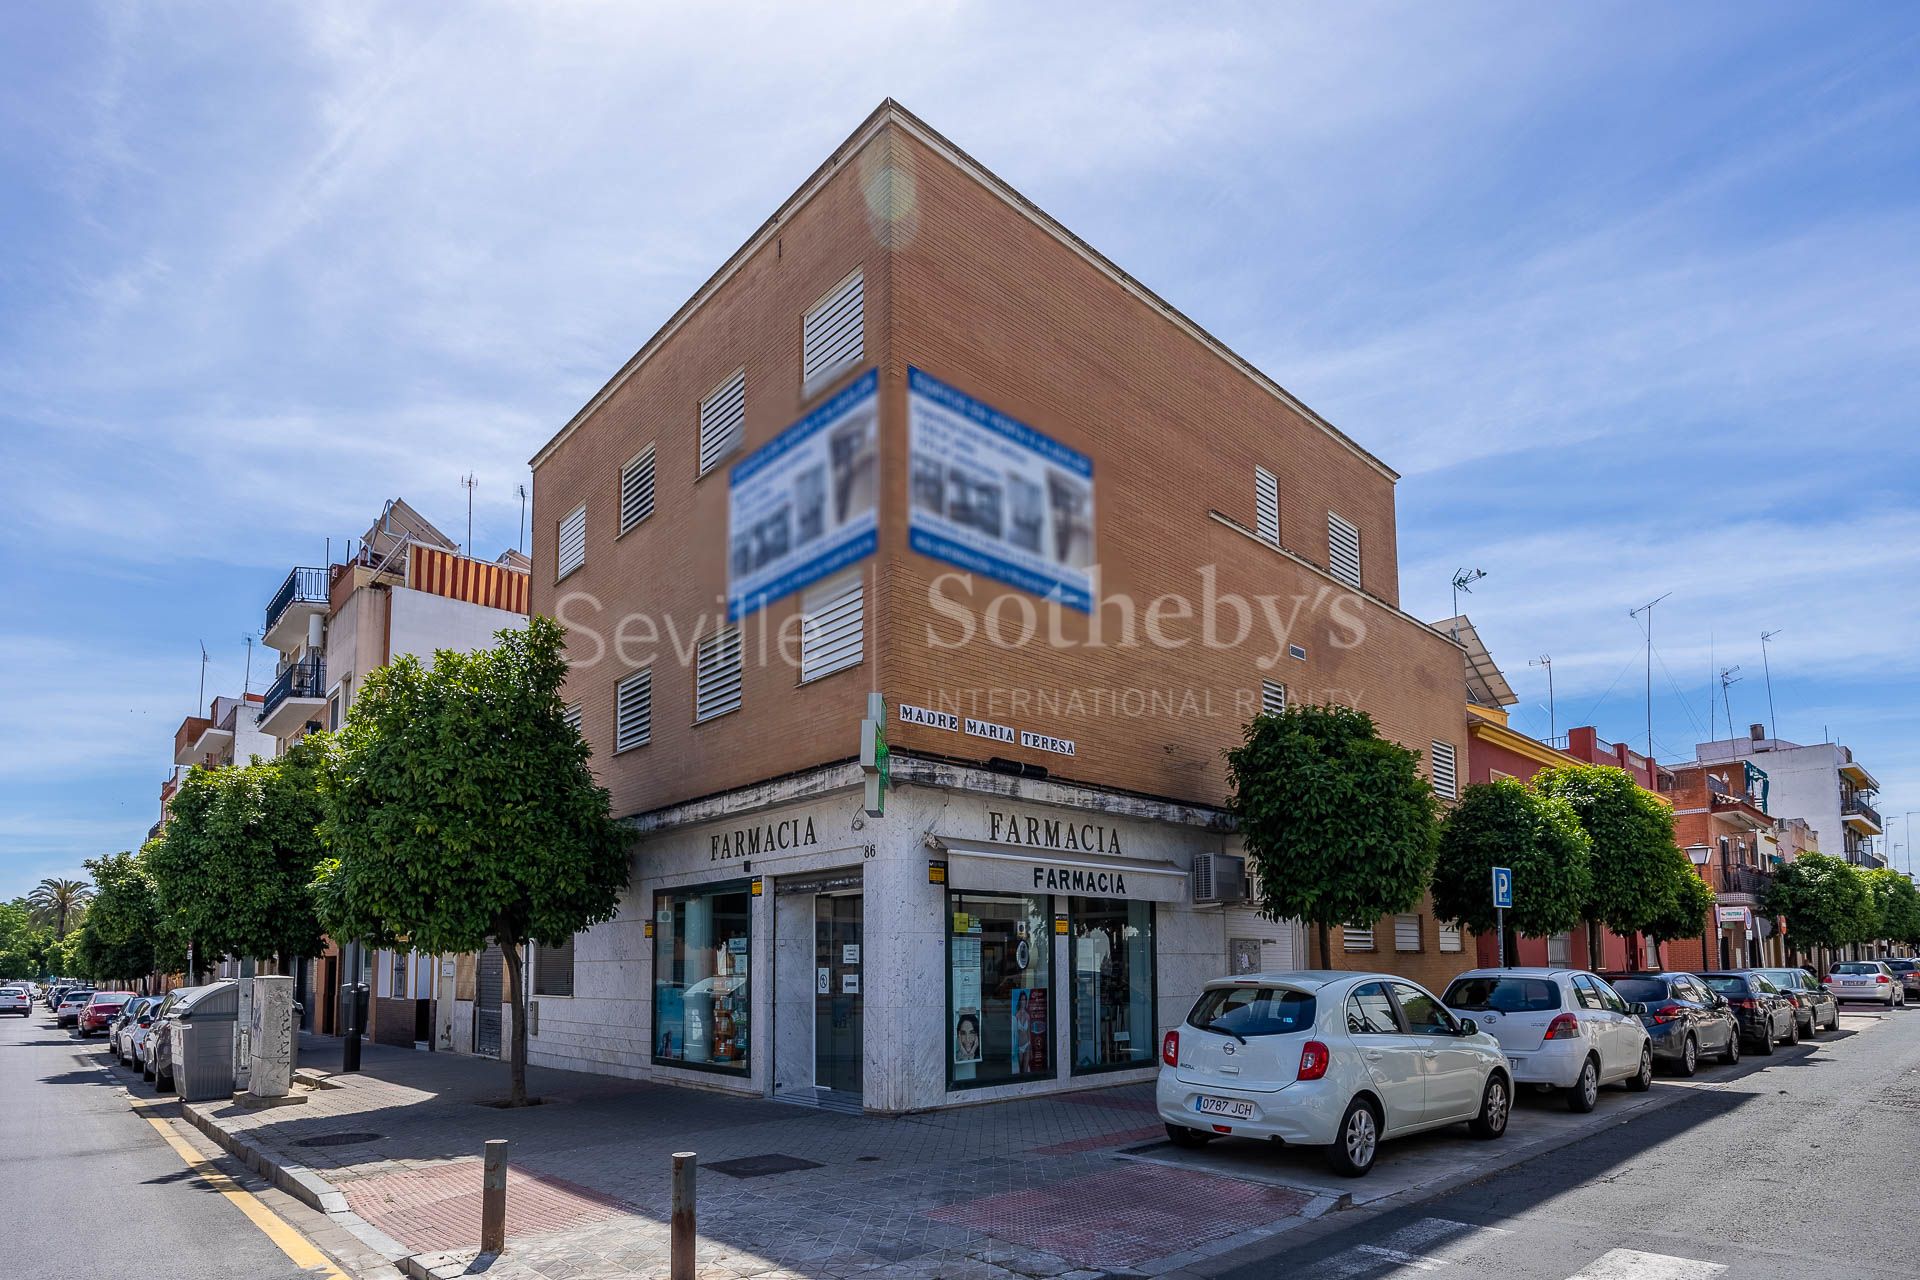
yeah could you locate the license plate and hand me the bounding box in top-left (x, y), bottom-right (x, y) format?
top-left (1842, 978), bottom-right (1867, 985)
top-left (1196, 1096), bottom-right (1255, 1119)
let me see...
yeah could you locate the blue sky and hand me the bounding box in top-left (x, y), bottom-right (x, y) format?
top-left (3, 3), bottom-right (1917, 899)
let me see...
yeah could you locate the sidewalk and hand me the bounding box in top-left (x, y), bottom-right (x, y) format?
top-left (179, 1032), bottom-right (1698, 1280)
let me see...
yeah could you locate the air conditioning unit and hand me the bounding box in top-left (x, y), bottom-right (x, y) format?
top-left (1191, 853), bottom-right (1248, 905)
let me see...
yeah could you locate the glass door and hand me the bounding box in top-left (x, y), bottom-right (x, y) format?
top-left (814, 894), bottom-right (863, 1100)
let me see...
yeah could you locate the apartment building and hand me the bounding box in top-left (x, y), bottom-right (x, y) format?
top-left (526, 101), bottom-right (1469, 1113)
top-left (1666, 758), bottom-right (1783, 969)
top-left (256, 497), bottom-right (531, 1052)
top-left (1696, 726), bottom-right (1885, 868)
top-left (156, 692), bottom-right (273, 838)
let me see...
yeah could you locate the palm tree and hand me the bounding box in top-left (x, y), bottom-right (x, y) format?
top-left (27, 878), bottom-right (92, 940)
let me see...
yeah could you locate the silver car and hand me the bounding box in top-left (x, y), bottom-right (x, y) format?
top-left (1825, 961), bottom-right (1906, 1007)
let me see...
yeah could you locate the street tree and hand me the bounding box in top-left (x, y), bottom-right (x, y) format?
top-left (1865, 868), bottom-right (1920, 949)
top-left (1768, 853), bottom-right (1878, 960)
top-left (1531, 765), bottom-right (1681, 967)
top-left (26, 877), bottom-right (92, 939)
top-left (1432, 778), bottom-right (1591, 961)
top-left (316, 616), bottom-right (629, 1105)
top-left (1227, 702), bottom-right (1439, 968)
top-left (75, 850), bottom-right (176, 989)
top-left (1640, 849), bottom-right (1717, 968)
top-left (0, 900), bottom-right (53, 982)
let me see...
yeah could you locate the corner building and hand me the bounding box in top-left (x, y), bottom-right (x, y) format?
top-left (526, 101), bottom-right (1472, 1112)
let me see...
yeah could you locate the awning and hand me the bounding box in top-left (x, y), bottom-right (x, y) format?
top-left (927, 835), bottom-right (1188, 903)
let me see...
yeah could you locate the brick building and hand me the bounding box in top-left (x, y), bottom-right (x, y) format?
top-left (526, 101), bottom-right (1473, 1112)
top-left (1665, 759), bottom-right (1783, 970)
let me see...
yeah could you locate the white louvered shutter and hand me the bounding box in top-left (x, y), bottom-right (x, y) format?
top-left (556, 504), bottom-right (587, 580)
top-left (562, 702), bottom-right (583, 736)
top-left (1394, 914), bottom-right (1422, 952)
top-left (619, 446), bottom-right (656, 534)
top-left (699, 370), bottom-right (746, 476)
top-left (1254, 466), bottom-right (1280, 547)
top-left (1438, 923), bottom-right (1464, 954)
top-left (1342, 924), bottom-right (1376, 952)
top-left (696, 627), bottom-right (743, 722)
top-left (1261, 679), bottom-right (1287, 716)
top-left (802, 271), bottom-right (864, 392)
top-left (800, 576), bottom-right (863, 682)
top-left (615, 669), bottom-right (652, 752)
top-left (1327, 512), bottom-right (1361, 589)
top-left (1431, 740), bottom-right (1458, 800)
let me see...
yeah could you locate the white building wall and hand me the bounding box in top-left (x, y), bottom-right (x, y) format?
top-left (1699, 740), bottom-right (1849, 861)
top-left (388, 586), bottom-right (523, 665)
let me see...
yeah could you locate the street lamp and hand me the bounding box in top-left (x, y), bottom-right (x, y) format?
top-left (1687, 845), bottom-right (1713, 968)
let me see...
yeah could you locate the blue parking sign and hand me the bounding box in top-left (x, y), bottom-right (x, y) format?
top-left (1491, 866), bottom-right (1514, 910)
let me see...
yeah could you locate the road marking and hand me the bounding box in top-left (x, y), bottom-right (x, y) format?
top-left (1332, 1217), bottom-right (1512, 1274)
top-left (142, 1114), bottom-right (349, 1280)
top-left (1565, 1249), bottom-right (1726, 1278)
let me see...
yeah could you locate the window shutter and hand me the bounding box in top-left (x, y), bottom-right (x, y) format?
top-left (615, 668), bottom-right (652, 752)
top-left (556, 504), bottom-right (587, 580)
top-left (619, 446), bottom-right (656, 534)
top-left (696, 626), bottom-right (743, 722)
top-left (534, 934), bottom-right (575, 998)
top-left (1342, 924), bottom-right (1375, 952)
top-left (800, 576), bottom-right (863, 682)
top-left (1260, 679), bottom-right (1287, 716)
top-left (562, 702), bottom-right (583, 736)
top-left (1254, 466), bottom-right (1280, 547)
top-left (1394, 914), bottom-right (1422, 952)
top-left (698, 370), bottom-right (746, 476)
top-left (1327, 512), bottom-right (1361, 589)
top-left (802, 271), bottom-right (864, 392)
top-left (1438, 923), bottom-right (1464, 954)
top-left (1431, 740), bottom-right (1459, 800)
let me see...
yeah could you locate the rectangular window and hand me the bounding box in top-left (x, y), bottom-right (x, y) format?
top-left (1431, 740), bottom-right (1459, 800)
top-left (556, 503), bottom-right (587, 580)
top-left (1438, 922), bottom-right (1464, 953)
top-left (653, 883), bottom-right (751, 1075)
top-left (1069, 898), bottom-right (1155, 1075)
top-left (698, 369), bottom-right (746, 476)
top-left (1254, 466), bottom-right (1280, 547)
top-left (1547, 931), bottom-right (1572, 967)
top-left (1342, 923), bottom-right (1376, 952)
top-left (619, 445), bottom-right (656, 534)
top-left (1260, 679), bottom-right (1287, 716)
top-left (391, 950), bottom-right (408, 1000)
top-left (615, 668), bottom-right (652, 752)
top-left (533, 934), bottom-right (575, 998)
top-left (1327, 511), bottom-right (1361, 589)
top-left (1394, 914), bottom-right (1423, 952)
top-left (801, 270), bottom-right (864, 393)
top-left (799, 575), bottom-right (863, 682)
top-left (949, 890), bottom-right (1052, 1088)
top-left (695, 628), bottom-right (742, 722)
top-left (562, 702), bottom-right (583, 736)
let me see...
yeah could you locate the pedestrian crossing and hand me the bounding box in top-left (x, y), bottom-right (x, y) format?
top-left (1320, 1217), bottom-right (1726, 1279)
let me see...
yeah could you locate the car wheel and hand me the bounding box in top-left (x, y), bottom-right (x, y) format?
top-left (1752, 1025), bottom-right (1774, 1055)
top-left (1326, 1097), bottom-right (1380, 1177)
top-left (1626, 1045), bottom-right (1654, 1092)
top-left (1566, 1057), bottom-right (1600, 1113)
top-left (1469, 1074), bottom-right (1510, 1140)
top-left (1826, 1009), bottom-right (1841, 1031)
top-left (1164, 1123), bottom-right (1213, 1149)
top-left (1784, 1015), bottom-right (1800, 1046)
top-left (1675, 1035), bottom-right (1699, 1078)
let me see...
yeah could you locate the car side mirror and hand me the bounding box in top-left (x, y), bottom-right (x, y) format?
top-left (1457, 1018), bottom-right (1479, 1037)
top-left (1628, 1002), bottom-right (1649, 1016)
top-left (1712, 995), bottom-right (1728, 1009)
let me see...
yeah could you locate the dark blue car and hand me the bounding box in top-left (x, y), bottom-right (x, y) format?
top-left (1600, 972), bottom-right (1740, 1075)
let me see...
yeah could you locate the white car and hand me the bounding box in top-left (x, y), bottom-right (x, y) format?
top-left (1442, 968), bottom-right (1654, 1113)
top-left (1825, 960), bottom-right (1907, 1007)
top-left (0, 985), bottom-right (30, 1016)
top-left (1158, 971), bottom-right (1512, 1177)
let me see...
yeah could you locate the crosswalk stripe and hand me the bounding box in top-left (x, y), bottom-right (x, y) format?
top-left (1565, 1248), bottom-right (1727, 1279)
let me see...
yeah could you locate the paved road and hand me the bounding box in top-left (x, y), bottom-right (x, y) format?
top-left (0, 1002), bottom-right (321, 1280)
top-left (1219, 1005), bottom-right (1920, 1280)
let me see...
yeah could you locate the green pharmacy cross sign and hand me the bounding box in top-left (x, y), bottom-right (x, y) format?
top-left (861, 692), bottom-right (888, 817)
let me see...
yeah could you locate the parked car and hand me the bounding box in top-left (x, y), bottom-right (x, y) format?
top-left (1826, 960), bottom-right (1906, 1007)
top-left (1758, 968), bottom-right (1840, 1036)
top-left (144, 991), bottom-right (187, 1090)
top-left (77, 991), bottom-right (132, 1037)
top-left (1598, 972), bottom-right (1740, 1075)
top-left (111, 997), bottom-right (155, 1062)
top-left (128, 998), bottom-right (167, 1070)
top-left (53, 988), bottom-right (95, 1027)
top-left (1442, 968), bottom-right (1653, 1112)
top-left (1880, 959), bottom-right (1920, 1000)
top-left (0, 985), bottom-right (31, 1016)
top-left (1698, 972), bottom-right (1799, 1051)
top-left (1158, 971), bottom-right (1512, 1177)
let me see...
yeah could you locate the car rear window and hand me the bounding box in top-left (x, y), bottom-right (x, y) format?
top-left (1443, 976), bottom-right (1562, 1012)
top-left (1608, 978), bottom-right (1668, 1003)
top-left (1188, 986), bottom-right (1317, 1036)
top-left (1884, 961), bottom-right (1916, 973)
top-left (1703, 976), bottom-right (1749, 994)
top-left (1832, 963), bottom-right (1880, 974)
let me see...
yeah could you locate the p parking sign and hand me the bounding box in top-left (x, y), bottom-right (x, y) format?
top-left (1491, 866), bottom-right (1514, 910)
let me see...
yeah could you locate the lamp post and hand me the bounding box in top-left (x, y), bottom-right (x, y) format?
top-left (1687, 845), bottom-right (1713, 969)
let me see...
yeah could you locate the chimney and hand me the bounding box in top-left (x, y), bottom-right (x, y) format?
top-left (1749, 723), bottom-right (1765, 744)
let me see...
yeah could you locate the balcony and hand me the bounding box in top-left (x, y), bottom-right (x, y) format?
top-left (259, 656), bottom-right (327, 739)
top-left (1842, 793), bottom-right (1883, 835)
top-left (264, 566), bottom-right (329, 652)
top-left (1718, 864), bottom-right (1776, 902)
top-left (172, 715), bottom-right (212, 767)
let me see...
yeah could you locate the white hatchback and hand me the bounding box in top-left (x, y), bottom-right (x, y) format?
top-left (1157, 971), bottom-right (1512, 1177)
top-left (0, 986), bottom-right (30, 1016)
top-left (1825, 960), bottom-right (1906, 1007)
top-left (1442, 968), bottom-right (1654, 1113)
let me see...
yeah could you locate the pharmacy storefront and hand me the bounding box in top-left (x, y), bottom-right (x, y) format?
top-left (549, 759), bottom-right (1234, 1113)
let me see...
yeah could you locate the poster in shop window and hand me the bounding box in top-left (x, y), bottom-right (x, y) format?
top-left (907, 367), bottom-right (1095, 612)
top-left (1011, 987), bottom-right (1049, 1073)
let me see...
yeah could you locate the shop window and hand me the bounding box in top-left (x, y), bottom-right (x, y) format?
top-left (653, 883), bottom-right (752, 1074)
top-left (949, 891), bottom-right (1051, 1088)
top-left (1069, 898), bottom-right (1155, 1074)
top-left (534, 934), bottom-right (575, 998)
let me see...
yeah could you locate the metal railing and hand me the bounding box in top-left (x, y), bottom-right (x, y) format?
top-left (262, 657), bottom-right (325, 720)
top-left (1720, 864), bottom-right (1775, 899)
top-left (265, 566), bottom-right (329, 635)
top-left (1843, 793), bottom-right (1882, 829)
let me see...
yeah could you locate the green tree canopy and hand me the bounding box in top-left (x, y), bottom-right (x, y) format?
top-left (74, 850), bottom-right (179, 986)
top-left (317, 616), bottom-right (629, 1104)
top-left (0, 900), bottom-right (53, 982)
top-left (1432, 778), bottom-right (1592, 944)
top-left (1768, 852), bottom-right (1878, 954)
top-left (1640, 849), bottom-right (1717, 967)
top-left (1531, 764), bottom-right (1682, 962)
top-left (1226, 702), bottom-right (1439, 969)
top-left (1865, 868), bottom-right (1920, 948)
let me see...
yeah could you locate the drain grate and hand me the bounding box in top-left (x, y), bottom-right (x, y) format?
top-left (705, 1153), bottom-right (823, 1179)
top-left (296, 1132), bottom-right (382, 1148)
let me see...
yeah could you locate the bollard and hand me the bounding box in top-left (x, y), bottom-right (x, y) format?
top-left (670, 1151), bottom-right (697, 1280)
top-left (481, 1138), bottom-right (509, 1256)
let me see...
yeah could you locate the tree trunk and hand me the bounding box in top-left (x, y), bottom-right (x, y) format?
top-left (1649, 937), bottom-right (1663, 969)
top-left (1585, 918), bottom-right (1604, 969)
top-left (1317, 922), bottom-right (1332, 969)
top-left (502, 938), bottom-right (529, 1106)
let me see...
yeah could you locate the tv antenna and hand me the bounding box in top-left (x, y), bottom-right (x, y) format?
top-left (242, 636), bottom-right (254, 697)
top-left (1628, 591), bottom-right (1672, 760)
top-left (1450, 568), bottom-right (1487, 638)
top-left (1530, 654), bottom-right (1556, 742)
top-left (1718, 665), bottom-right (1743, 747)
top-left (1759, 629), bottom-right (1782, 741)
top-left (197, 640), bottom-right (210, 712)
top-left (516, 483), bottom-right (528, 555)
top-left (461, 473), bottom-right (478, 555)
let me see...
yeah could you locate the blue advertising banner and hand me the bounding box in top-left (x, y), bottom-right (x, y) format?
top-left (727, 369), bottom-right (879, 620)
top-left (907, 367), bottom-right (1095, 611)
